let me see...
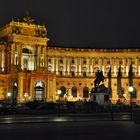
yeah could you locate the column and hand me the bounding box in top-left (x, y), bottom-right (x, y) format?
top-left (44, 46), bottom-right (47, 70)
top-left (17, 73), bottom-right (23, 102)
top-left (64, 57), bottom-right (67, 76)
top-left (56, 56), bottom-right (59, 75)
top-left (37, 45), bottom-right (41, 67)
top-left (67, 57), bottom-right (70, 75)
top-left (79, 57), bottom-right (82, 76)
top-left (52, 78), bottom-right (56, 102)
top-left (17, 43), bottom-right (22, 71)
top-left (76, 57), bottom-right (79, 76)
top-left (87, 57), bottom-right (90, 76)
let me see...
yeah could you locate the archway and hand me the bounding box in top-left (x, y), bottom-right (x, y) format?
top-left (34, 81), bottom-right (44, 101)
top-left (83, 87), bottom-right (89, 97)
top-left (72, 87), bottom-right (77, 97)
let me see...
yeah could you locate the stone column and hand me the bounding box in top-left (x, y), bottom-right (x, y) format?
top-left (79, 57), bottom-right (82, 76)
top-left (76, 57), bottom-right (79, 76)
top-left (87, 57), bottom-right (90, 76)
top-left (52, 78), bottom-right (56, 102)
top-left (67, 57), bottom-right (70, 75)
top-left (29, 77), bottom-right (34, 100)
top-left (44, 46), bottom-right (47, 70)
top-left (37, 45), bottom-right (41, 67)
top-left (17, 73), bottom-right (23, 103)
top-left (11, 43), bottom-right (15, 64)
top-left (64, 57), bottom-right (67, 76)
top-left (56, 56), bottom-right (59, 75)
top-left (17, 43), bottom-right (22, 71)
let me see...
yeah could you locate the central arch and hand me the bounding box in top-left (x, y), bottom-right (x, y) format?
top-left (34, 81), bottom-right (44, 101)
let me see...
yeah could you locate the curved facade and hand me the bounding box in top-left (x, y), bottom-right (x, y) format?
top-left (0, 17), bottom-right (140, 104)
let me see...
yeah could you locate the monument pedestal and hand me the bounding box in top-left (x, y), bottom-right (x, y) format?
top-left (90, 84), bottom-right (110, 106)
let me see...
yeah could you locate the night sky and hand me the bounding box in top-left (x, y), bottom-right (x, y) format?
top-left (0, 0), bottom-right (140, 48)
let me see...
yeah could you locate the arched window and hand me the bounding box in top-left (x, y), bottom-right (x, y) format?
top-left (83, 87), bottom-right (89, 97)
top-left (72, 87), bottom-right (77, 97)
top-left (22, 48), bottom-right (32, 54)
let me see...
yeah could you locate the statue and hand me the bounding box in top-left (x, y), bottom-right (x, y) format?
top-left (94, 70), bottom-right (105, 89)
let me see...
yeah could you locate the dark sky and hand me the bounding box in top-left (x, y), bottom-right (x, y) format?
top-left (0, 0), bottom-right (140, 48)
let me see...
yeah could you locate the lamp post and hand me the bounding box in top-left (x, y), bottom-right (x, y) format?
top-left (129, 86), bottom-right (134, 120)
top-left (57, 90), bottom-right (61, 116)
top-left (7, 92), bottom-right (11, 106)
top-left (24, 92), bottom-right (29, 104)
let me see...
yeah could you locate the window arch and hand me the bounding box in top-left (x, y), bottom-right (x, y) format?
top-left (22, 48), bottom-right (32, 54)
top-left (72, 87), bottom-right (77, 97)
top-left (83, 87), bottom-right (89, 97)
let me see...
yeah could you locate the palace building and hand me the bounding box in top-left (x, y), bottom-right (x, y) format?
top-left (0, 16), bottom-right (140, 104)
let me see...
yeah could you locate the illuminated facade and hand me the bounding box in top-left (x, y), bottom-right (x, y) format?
top-left (0, 17), bottom-right (140, 104)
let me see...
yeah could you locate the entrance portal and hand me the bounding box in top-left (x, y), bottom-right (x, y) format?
top-left (34, 81), bottom-right (44, 101)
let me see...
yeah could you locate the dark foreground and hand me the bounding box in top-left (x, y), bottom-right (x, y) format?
top-left (0, 121), bottom-right (140, 140)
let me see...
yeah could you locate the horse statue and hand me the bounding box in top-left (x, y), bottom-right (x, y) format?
top-left (94, 70), bottom-right (105, 89)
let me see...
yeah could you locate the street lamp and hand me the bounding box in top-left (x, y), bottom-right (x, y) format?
top-left (7, 92), bottom-right (11, 105)
top-left (24, 92), bottom-right (29, 103)
top-left (129, 86), bottom-right (134, 120)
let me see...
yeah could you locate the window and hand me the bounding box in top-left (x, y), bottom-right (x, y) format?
top-left (60, 59), bottom-right (63, 64)
top-left (107, 61), bottom-right (110, 65)
top-left (95, 61), bottom-right (98, 65)
top-left (83, 72), bottom-right (86, 77)
top-left (72, 72), bottom-right (74, 76)
top-left (72, 87), bottom-right (77, 97)
top-left (72, 59), bottom-right (75, 64)
top-left (83, 60), bottom-right (86, 64)
top-left (48, 59), bottom-right (51, 63)
top-left (83, 87), bottom-right (89, 97)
